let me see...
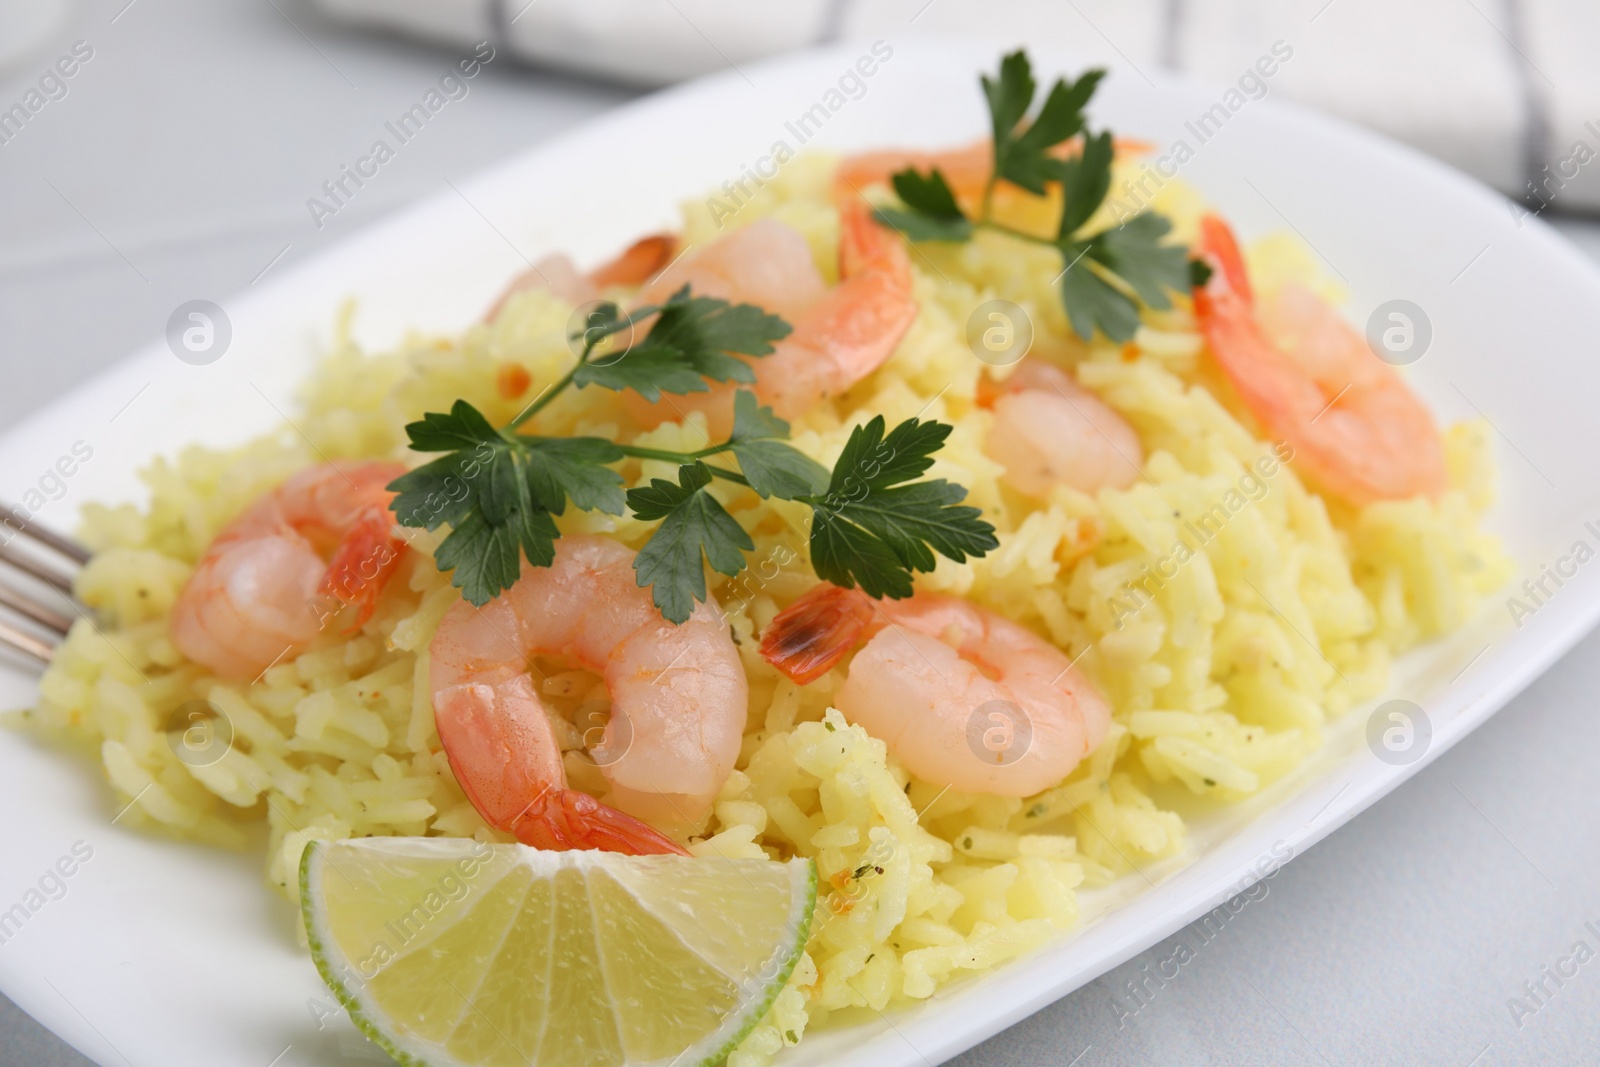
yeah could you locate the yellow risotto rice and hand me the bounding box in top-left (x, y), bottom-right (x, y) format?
top-left (18, 153), bottom-right (1511, 1062)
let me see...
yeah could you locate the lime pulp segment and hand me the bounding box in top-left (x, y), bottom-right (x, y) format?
top-left (300, 838), bottom-right (816, 1067)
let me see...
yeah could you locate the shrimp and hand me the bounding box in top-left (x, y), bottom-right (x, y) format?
top-left (760, 584), bottom-right (1110, 796)
top-left (1193, 215), bottom-right (1446, 506)
top-left (169, 462), bottom-right (409, 681)
top-left (980, 359), bottom-right (1143, 496)
top-left (484, 233), bottom-right (678, 322)
top-left (635, 217), bottom-right (825, 325)
top-left (429, 534), bottom-right (747, 854)
top-left (623, 193), bottom-right (917, 436)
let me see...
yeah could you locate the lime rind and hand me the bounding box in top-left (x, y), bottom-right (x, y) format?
top-left (301, 840), bottom-right (431, 1067)
top-left (300, 840), bottom-right (819, 1067)
top-left (685, 857), bottom-right (817, 1067)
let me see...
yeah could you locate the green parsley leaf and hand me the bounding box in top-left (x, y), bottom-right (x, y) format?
top-left (809, 514), bottom-right (908, 599)
top-left (727, 386), bottom-right (789, 440)
top-left (805, 416), bottom-right (998, 599)
top-left (983, 50), bottom-right (1036, 173)
top-left (390, 400), bottom-right (625, 605)
top-left (829, 479), bottom-right (991, 577)
top-left (969, 51), bottom-right (1196, 342)
top-left (733, 443), bottom-right (828, 501)
top-left (1090, 211), bottom-right (1190, 311)
top-left (727, 391), bottom-right (829, 500)
top-left (513, 436), bottom-right (626, 515)
top-left (575, 286), bottom-right (790, 401)
top-left (873, 206), bottom-right (974, 243)
top-left (388, 453), bottom-right (480, 530)
top-left (1056, 129), bottom-right (1115, 238)
top-left (832, 413), bottom-right (946, 487)
top-left (872, 169), bottom-right (973, 243)
top-left (1057, 250), bottom-right (1141, 342)
top-left (399, 399), bottom-right (501, 453)
top-left (388, 401), bottom-right (504, 531)
top-left (573, 342), bottom-right (709, 398)
top-left (431, 497), bottom-right (559, 606)
top-left (983, 50), bottom-right (1104, 195)
top-left (892, 167), bottom-right (966, 221)
top-left (673, 295), bottom-right (790, 360)
top-left (393, 271), bottom-right (999, 620)
top-left (866, 52), bottom-right (1193, 344)
top-left (628, 461), bottom-right (754, 623)
top-left (1189, 258), bottom-right (1214, 288)
top-left (567, 300), bottom-right (636, 352)
top-left (475, 437), bottom-right (524, 525)
top-left (1004, 69), bottom-right (1104, 194)
top-left (390, 404), bottom-right (626, 523)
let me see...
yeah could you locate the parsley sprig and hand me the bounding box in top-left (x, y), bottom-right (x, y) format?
top-left (808, 415), bottom-right (994, 599)
top-left (873, 50), bottom-right (1199, 343)
top-left (389, 287), bottom-right (998, 622)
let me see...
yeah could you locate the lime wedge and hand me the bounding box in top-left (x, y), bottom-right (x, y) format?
top-left (300, 838), bottom-right (816, 1067)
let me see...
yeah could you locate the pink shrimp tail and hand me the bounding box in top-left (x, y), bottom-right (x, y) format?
top-left (508, 788), bottom-right (689, 856)
top-left (318, 504), bottom-right (406, 630)
top-left (759, 584), bottom-right (877, 685)
top-left (1192, 213), bottom-right (1446, 505)
top-left (590, 233), bottom-right (678, 289)
top-left (433, 658), bottom-right (690, 858)
top-left (1193, 213), bottom-right (1253, 311)
top-left (838, 196), bottom-right (908, 281)
top-left (485, 232), bottom-right (678, 322)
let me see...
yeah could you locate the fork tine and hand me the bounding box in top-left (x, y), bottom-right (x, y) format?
top-left (0, 513), bottom-right (87, 669)
top-left (0, 540), bottom-right (77, 594)
top-left (0, 508), bottom-right (91, 565)
top-left (0, 583), bottom-right (72, 635)
top-left (0, 616), bottom-right (53, 665)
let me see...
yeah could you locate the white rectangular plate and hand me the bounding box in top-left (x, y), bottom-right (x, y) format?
top-left (2, 38), bottom-right (1598, 1067)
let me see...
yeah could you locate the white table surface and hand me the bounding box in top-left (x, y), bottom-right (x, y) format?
top-left (3, 3), bottom-right (1598, 1065)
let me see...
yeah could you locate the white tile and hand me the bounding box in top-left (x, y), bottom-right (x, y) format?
top-left (1180, 0), bottom-right (1525, 191)
top-left (505, 0), bottom-right (833, 86)
top-left (842, 0), bottom-right (1168, 71)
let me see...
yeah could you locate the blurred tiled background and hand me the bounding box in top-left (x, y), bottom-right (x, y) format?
top-left (3, 2), bottom-right (1600, 1065)
top-left (318, 0), bottom-right (1600, 205)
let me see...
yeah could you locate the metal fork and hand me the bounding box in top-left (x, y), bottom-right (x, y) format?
top-left (0, 508), bottom-right (90, 666)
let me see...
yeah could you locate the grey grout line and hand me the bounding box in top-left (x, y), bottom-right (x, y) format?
top-left (817, 0), bottom-right (855, 42)
top-left (488, 0), bottom-right (512, 50)
top-left (264, 0), bottom-right (359, 89)
top-left (1499, 0), bottom-right (1553, 203)
top-left (1159, 0), bottom-right (1185, 71)
top-left (1463, 0), bottom-right (1556, 89)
